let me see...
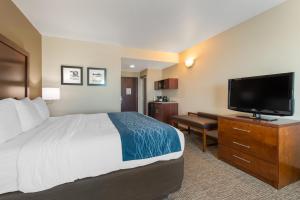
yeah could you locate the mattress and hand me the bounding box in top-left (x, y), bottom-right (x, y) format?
top-left (0, 118), bottom-right (55, 194)
top-left (0, 113), bottom-right (184, 195)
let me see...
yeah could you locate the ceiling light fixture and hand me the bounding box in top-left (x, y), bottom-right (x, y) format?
top-left (129, 65), bottom-right (135, 68)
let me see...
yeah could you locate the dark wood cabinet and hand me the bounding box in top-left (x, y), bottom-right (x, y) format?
top-left (154, 78), bottom-right (178, 90)
top-left (148, 102), bottom-right (178, 124)
top-left (218, 115), bottom-right (300, 189)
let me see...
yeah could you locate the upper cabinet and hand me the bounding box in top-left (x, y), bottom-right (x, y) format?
top-left (154, 78), bottom-right (178, 90)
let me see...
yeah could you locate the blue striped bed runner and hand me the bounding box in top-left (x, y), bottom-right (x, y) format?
top-left (108, 112), bottom-right (181, 161)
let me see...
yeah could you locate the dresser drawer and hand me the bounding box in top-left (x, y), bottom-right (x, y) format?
top-left (219, 130), bottom-right (277, 163)
top-left (219, 118), bottom-right (278, 145)
top-left (219, 118), bottom-right (278, 163)
top-left (219, 145), bottom-right (277, 183)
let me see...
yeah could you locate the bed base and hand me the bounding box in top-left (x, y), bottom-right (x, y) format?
top-left (0, 157), bottom-right (183, 200)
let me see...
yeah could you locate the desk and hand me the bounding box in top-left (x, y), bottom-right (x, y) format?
top-left (172, 112), bottom-right (218, 152)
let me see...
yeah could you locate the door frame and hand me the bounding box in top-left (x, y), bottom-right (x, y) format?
top-left (142, 77), bottom-right (147, 115)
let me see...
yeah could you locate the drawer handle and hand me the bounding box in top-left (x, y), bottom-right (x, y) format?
top-left (233, 155), bottom-right (251, 163)
top-left (233, 127), bottom-right (251, 133)
top-left (233, 141), bottom-right (251, 149)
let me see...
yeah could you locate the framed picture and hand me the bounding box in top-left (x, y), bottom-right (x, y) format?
top-left (87, 67), bottom-right (107, 86)
top-left (61, 66), bottom-right (83, 85)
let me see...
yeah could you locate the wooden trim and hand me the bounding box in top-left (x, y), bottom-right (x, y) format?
top-left (25, 56), bottom-right (29, 97)
top-left (143, 77), bottom-right (147, 115)
top-left (133, 77), bottom-right (138, 112)
top-left (0, 33), bottom-right (29, 98)
top-left (0, 34), bottom-right (29, 56)
top-left (219, 115), bottom-right (300, 128)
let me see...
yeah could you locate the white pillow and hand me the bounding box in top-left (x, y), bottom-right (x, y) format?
top-left (15, 98), bottom-right (43, 132)
top-left (0, 98), bottom-right (22, 144)
top-left (32, 97), bottom-right (50, 120)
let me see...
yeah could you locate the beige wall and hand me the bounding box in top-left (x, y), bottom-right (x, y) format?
top-left (162, 0), bottom-right (300, 119)
top-left (43, 36), bottom-right (122, 116)
top-left (0, 0), bottom-right (42, 98)
top-left (43, 36), bottom-right (177, 116)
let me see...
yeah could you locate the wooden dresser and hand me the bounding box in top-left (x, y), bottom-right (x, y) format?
top-left (148, 102), bottom-right (178, 124)
top-left (218, 115), bottom-right (300, 189)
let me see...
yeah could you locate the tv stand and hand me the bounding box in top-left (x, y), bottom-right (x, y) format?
top-left (237, 113), bottom-right (278, 121)
top-left (218, 115), bottom-right (300, 189)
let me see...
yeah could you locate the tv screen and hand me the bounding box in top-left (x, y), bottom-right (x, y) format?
top-left (228, 72), bottom-right (294, 116)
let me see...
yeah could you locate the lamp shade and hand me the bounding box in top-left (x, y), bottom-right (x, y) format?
top-left (42, 88), bottom-right (60, 100)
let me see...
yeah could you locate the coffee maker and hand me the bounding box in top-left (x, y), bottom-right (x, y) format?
top-left (156, 96), bottom-right (169, 102)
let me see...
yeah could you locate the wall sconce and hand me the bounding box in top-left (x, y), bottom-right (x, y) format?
top-left (42, 88), bottom-right (60, 101)
top-left (185, 58), bottom-right (194, 68)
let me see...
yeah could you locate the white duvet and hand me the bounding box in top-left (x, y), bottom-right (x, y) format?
top-left (5, 113), bottom-right (184, 193)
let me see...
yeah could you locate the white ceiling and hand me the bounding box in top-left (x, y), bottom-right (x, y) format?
top-left (121, 58), bottom-right (175, 72)
top-left (13, 0), bottom-right (286, 52)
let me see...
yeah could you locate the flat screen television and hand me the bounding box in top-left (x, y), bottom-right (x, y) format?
top-left (228, 72), bottom-right (294, 119)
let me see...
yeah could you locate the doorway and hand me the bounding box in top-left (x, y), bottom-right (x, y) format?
top-left (121, 77), bottom-right (138, 112)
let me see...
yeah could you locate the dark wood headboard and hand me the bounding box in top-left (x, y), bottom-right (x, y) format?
top-left (0, 34), bottom-right (29, 99)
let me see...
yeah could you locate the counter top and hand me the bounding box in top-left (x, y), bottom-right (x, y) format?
top-left (150, 101), bottom-right (177, 104)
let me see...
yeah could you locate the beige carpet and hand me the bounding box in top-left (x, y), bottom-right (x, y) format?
top-left (168, 133), bottom-right (300, 200)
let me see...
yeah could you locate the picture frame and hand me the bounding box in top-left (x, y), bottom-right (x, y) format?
top-left (61, 65), bottom-right (83, 85)
top-left (87, 67), bottom-right (107, 86)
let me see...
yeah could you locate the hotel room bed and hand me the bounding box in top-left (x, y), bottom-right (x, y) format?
top-left (0, 113), bottom-right (184, 200)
